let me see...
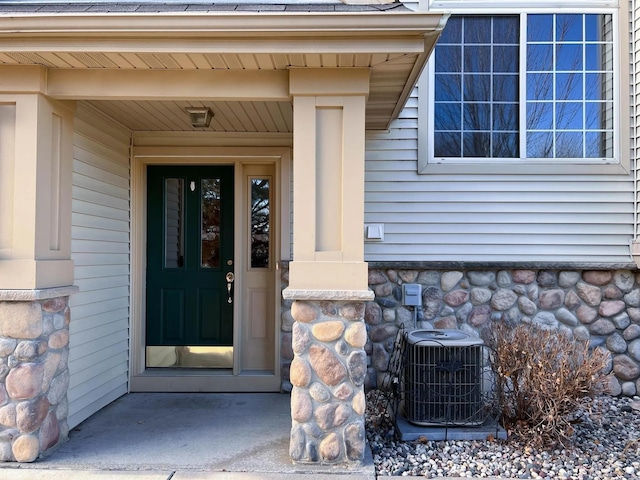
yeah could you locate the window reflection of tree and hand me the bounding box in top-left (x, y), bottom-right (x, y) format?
top-left (201, 179), bottom-right (221, 268)
top-left (435, 15), bottom-right (520, 158)
top-left (434, 13), bottom-right (613, 160)
top-left (251, 179), bottom-right (270, 269)
top-left (528, 14), bottom-right (584, 158)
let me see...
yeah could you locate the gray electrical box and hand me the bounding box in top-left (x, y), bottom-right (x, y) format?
top-left (402, 283), bottom-right (422, 306)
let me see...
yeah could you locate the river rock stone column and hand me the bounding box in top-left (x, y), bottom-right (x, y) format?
top-left (0, 286), bottom-right (77, 462)
top-left (289, 299), bottom-right (368, 464)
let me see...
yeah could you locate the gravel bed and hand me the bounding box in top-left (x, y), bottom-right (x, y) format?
top-left (365, 392), bottom-right (640, 479)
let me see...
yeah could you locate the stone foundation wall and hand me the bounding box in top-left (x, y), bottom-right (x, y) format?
top-left (280, 268), bottom-right (640, 397)
top-left (0, 292), bottom-right (74, 462)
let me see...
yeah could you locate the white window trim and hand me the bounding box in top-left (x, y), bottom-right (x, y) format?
top-left (424, 1), bottom-right (619, 11)
top-left (417, 2), bottom-right (630, 175)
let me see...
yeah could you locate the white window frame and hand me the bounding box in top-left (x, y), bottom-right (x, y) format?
top-left (418, 1), bottom-right (630, 175)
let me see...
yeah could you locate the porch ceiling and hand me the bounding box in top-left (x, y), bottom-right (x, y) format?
top-left (83, 99), bottom-right (295, 132)
top-left (0, 3), bottom-right (447, 131)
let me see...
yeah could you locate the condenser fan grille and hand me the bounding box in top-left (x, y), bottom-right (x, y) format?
top-left (404, 329), bottom-right (486, 426)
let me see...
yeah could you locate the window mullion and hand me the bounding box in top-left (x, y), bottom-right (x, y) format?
top-left (490, 18), bottom-right (494, 158)
top-left (519, 13), bottom-right (527, 160)
top-left (581, 14), bottom-right (587, 158)
top-left (552, 14), bottom-right (557, 159)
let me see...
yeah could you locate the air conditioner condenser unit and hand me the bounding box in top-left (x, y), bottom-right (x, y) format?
top-left (403, 329), bottom-right (487, 426)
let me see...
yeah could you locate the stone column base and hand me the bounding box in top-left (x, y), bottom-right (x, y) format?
top-left (0, 286), bottom-right (78, 462)
top-left (285, 289), bottom-right (373, 464)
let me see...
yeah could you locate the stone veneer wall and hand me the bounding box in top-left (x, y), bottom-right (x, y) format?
top-left (280, 268), bottom-right (640, 397)
top-left (0, 290), bottom-right (75, 462)
top-left (288, 299), bottom-right (368, 464)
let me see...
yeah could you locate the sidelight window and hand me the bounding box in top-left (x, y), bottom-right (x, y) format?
top-left (250, 178), bottom-right (271, 269)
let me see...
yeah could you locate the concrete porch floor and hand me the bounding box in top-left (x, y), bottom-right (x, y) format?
top-left (0, 392), bottom-right (376, 479)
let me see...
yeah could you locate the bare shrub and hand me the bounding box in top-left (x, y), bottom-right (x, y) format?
top-left (484, 322), bottom-right (611, 448)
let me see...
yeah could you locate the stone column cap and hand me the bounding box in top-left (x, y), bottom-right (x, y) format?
top-left (283, 288), bottom-right (374, 301)
top-left (0, 285), bottom-right (80, 301)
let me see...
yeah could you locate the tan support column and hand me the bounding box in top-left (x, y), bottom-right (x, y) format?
top-left (0, 66), bottom-right (77, 462)
top-left (0, 66), bottom-right (76, 289)
top-left (286, 68), bottom-right (371, 294)
top-left (285, 68), bottom-right (374, 465)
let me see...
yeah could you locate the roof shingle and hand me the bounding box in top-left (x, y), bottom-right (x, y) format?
top-left (0, 2), bottom-right (409, 14)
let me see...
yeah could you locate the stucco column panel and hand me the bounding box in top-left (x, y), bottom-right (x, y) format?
top-left (286, 68), bottom-right (374, 465)
top-left (0, 67), bottom-right (76, 289)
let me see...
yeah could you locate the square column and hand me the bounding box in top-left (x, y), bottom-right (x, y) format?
top-left (0, 67), bottom-right (78, 462)
top-left (286, 68), bottom-right (371, 294)
top-left (285, 68), bottom-right (374, 465)
top-left (0, 66), bottom-right (76, 289)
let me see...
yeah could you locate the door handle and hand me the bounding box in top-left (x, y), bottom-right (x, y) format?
top-left (225, 272), bottom-right (235, 304)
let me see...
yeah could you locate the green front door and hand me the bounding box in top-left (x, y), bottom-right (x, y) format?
top-left (146, 165), bottom-right (234, 354)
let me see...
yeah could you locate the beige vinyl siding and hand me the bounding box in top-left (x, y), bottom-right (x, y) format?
top-left (69, 105), bottom-right (131, 428)
top-left (364, 84), bottom-right (635, 263)
top-left (634, 0), bottom-right (640, 239)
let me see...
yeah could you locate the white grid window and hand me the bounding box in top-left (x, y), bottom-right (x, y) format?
top-left (431, 12), bottom-right (616, 162)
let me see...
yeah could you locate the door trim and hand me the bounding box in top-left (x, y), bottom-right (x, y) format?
top-left (130, 147), bottom-right (291, 392)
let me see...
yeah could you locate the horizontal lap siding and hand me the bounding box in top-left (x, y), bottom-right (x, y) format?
top-left (364, 86), bottom-right (635, 263)
top-left (69, 106), bottom-right (131, 428)
top-left (634, 0), bottom-right (640, 239)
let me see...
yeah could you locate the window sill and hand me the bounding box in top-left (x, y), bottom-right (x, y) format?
top-left (417, 160), bottom-right (630, 175)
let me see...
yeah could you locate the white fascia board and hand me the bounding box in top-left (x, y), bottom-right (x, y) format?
top-left (14, 0), bottom-right (342, 3)
top-left (0, 11), bottom-right (447, 38)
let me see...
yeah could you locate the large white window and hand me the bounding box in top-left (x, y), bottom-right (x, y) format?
top-left (420, 5), bottom-right (627, 174)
